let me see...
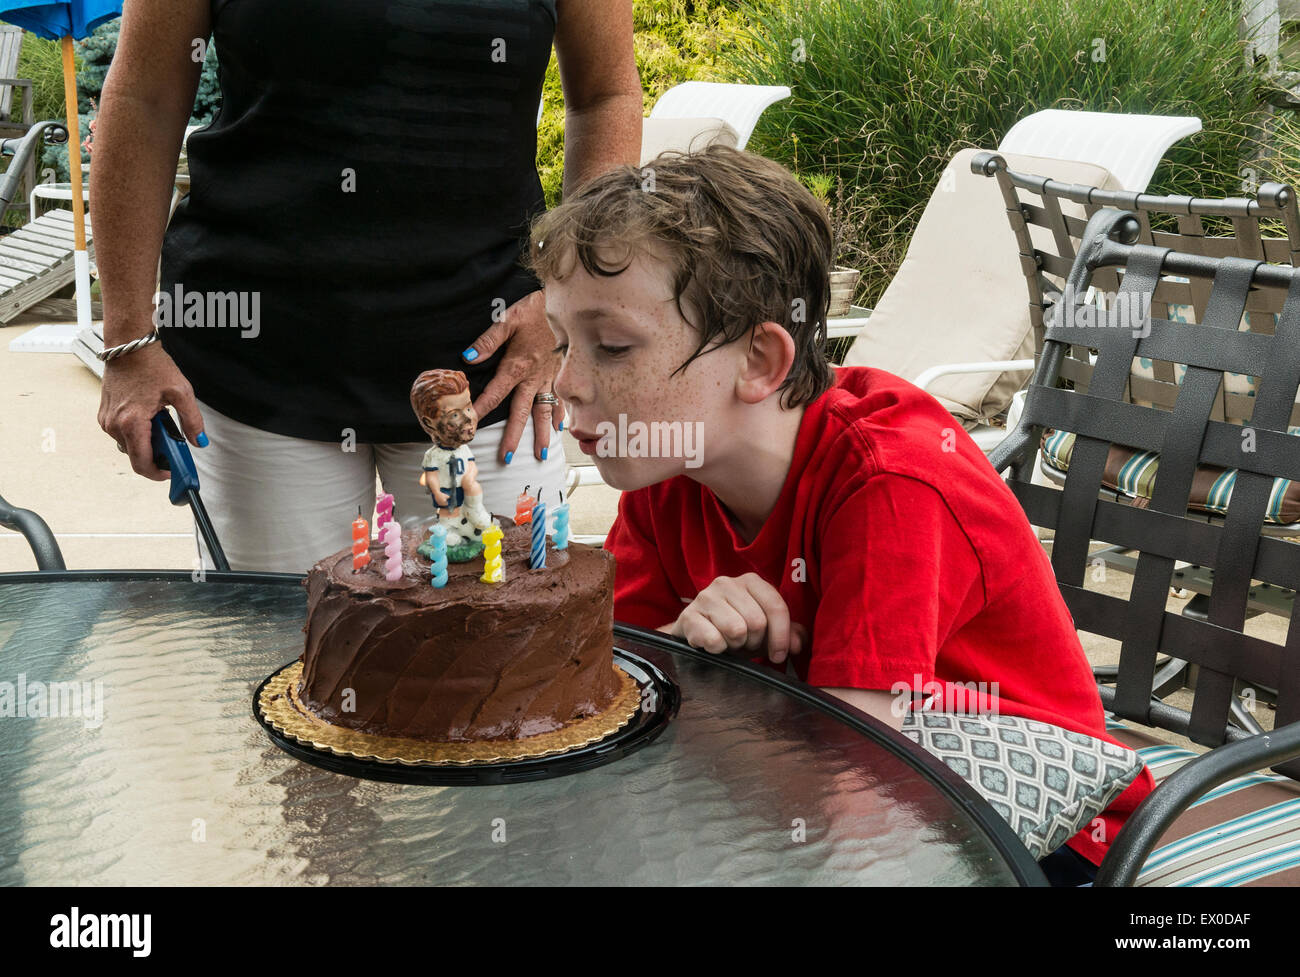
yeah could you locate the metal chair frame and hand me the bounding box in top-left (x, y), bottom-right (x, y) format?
top-left (976, 153), bottom-right (1300, 730)
top-left (988, 208), bottom-right (1300, 884)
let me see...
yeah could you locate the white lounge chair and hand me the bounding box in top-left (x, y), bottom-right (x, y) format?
top-left (647, 81), bottom-right (791, 151)
top-left (997, 109), bottom-right (1202, 192)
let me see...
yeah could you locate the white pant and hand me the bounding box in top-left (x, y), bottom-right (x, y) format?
top-left (190, 397), bottom-right (570, 573)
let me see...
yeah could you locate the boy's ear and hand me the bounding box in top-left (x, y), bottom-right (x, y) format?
top-left (735, 320), bottom-right (796, 405)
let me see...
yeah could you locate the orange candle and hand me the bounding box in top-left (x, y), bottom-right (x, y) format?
top-left (515, 485), bottom-right (536, 525)
top-left (352, 508), bottom-right (372, 572)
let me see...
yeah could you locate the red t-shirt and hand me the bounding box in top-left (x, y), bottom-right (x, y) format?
top-left (605, 365), bottom-right (1154, 866)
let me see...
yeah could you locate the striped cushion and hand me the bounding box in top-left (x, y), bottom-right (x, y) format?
top-left (1040, 427), bottom-right (1300, 525)
top-left (1105, 717), bottom-right (1300, 886)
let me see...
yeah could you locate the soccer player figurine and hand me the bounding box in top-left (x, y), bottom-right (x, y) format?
top-left (410, 369), bottom-right (496, 560)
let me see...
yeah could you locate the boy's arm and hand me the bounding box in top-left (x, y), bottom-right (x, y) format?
top-left (604, 490), bottom-right (684, 631)
top-left (807, 472), bottom-right (984, 723)
top-left (818, 688), bottom-right (905, 731)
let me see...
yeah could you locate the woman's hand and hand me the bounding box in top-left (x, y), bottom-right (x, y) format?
top-left (659, 573), bottom-right (808, 664)
top-left (97, 341), bottom-right (207, 481)
top-left (461, 289), bottom-right (565, 465)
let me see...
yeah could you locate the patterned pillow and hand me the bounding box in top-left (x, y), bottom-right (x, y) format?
top-left (901, 712), bottom-right (1145, 860)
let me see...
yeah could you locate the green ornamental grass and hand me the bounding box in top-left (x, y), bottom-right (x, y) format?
top-left (724, 0), bottom-right (1274, 306)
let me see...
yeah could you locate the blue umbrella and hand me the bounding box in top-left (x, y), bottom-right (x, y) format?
top-left (0, 2), bottom-right (122, 331)
top-left (0, 0), bottom-right (119, 37)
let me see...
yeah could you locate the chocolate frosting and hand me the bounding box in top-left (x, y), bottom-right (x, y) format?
top-left (297, 516), bottom-right (620, 742)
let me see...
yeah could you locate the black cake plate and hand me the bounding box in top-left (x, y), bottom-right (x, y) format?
top-left (253, 648), bottom-right (680, 785)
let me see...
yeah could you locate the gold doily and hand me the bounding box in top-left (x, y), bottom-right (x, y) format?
top-left (257, 659), bottom-right (641, 766)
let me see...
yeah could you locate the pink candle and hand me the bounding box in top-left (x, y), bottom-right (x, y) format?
top-left (383, 520), bottom-right (402, 582)
top-left (375, 492), bottom-right (394, 537)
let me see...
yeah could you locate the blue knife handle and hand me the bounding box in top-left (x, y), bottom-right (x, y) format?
top-left (151, 409), bottom-right (200, 506)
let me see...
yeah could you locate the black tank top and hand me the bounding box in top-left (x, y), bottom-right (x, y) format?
top-left (160, 0), bottom-right (555, 443)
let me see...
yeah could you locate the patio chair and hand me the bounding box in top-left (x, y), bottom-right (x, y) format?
top-left (974, 150), bottom-right (1300, 377)
top-left (838, 147), bottom-right (1127, 454)
top-left (989, 206), bottom-right (1300, 885)
top-left (0, 120), bottom-right (91, 326)
top-left (647, 81), bottom-right (790, 151)
top-left (0, 491), bottom-right (64, 571)
top-left (998, 108), bottom-right (1202, 192)
top-left (836, 110), bottom-right (1200, 451)
top-left (0, 24), bottom-right (35, 223)
top-left (975, 153), bottom-right (1300, 725)
top-left (639, 117), bottom-right (738, 165)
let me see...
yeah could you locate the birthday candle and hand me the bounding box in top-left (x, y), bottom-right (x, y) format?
top-left (481, 525), bottom-right (504, 583)
top-left (429, 523), bottom-right (448, 588)
top-left (530, 502), bottom-right (547, 569)
top-left (515, 485), bottom-right (536, 525)
top-left (383, 520), bottom-right (402, 582)
top-left (552, 501), bottom-right (570, 550)
top-left (375, 492), bottom-right (394, 537)
top-left (351, 509), bottom-right (371, 572)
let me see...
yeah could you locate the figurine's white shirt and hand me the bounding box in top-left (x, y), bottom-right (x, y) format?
top-left (422, 443), bottom-right (474, 495)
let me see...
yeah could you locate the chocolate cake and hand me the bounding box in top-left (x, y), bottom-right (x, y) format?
top-left (296, 516), bottom-right (622, 743)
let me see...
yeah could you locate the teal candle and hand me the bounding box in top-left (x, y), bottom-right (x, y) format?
top-left (429, 523), bottom-right (448, 588)
top-left (553, 502), bottom-right (570, 550)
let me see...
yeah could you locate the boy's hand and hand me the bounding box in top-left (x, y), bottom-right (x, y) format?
top-left (661, 573), bottom-right (807, 664)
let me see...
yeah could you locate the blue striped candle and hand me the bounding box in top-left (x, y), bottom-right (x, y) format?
top-left (530, 502), bottom-right (547, 569)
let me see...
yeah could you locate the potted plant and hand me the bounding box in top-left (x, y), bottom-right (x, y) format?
top-left (800, 170), bottom-right (860, 317)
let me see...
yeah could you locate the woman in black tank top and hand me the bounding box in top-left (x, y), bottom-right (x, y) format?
top-left (92, 0), bottom-right (640, 568)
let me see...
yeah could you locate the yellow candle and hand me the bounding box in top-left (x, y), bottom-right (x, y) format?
top-left (480, 525), bottom-right (504, 583)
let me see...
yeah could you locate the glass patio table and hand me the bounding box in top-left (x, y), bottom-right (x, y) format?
top-left (0, 571), bottom-right (1046, 886)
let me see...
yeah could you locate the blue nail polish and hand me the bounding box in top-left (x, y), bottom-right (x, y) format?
top-left (462, 347), bottom-right (478, 362)
top-left (558, 419), bottom-right (564, 432)
top-left (541, 447), bottom-right (548, 461)
top-left (504, 451), bottom-right (513, 465)
top-left (197, 431), bottom-right (209, 447)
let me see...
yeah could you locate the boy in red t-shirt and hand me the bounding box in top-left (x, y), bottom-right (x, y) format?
top-left (523, 145), bottom-right (1151, 878)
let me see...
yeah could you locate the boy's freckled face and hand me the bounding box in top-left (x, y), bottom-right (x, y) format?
top-left (546, 245), bottom-right (739, 490)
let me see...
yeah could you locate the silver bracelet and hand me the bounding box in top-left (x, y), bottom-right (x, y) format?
top-left (97, 327), bottom-right (160, 362)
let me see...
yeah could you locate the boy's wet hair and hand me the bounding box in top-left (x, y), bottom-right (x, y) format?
top-left (525, 144), bottom-right (835, 409)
